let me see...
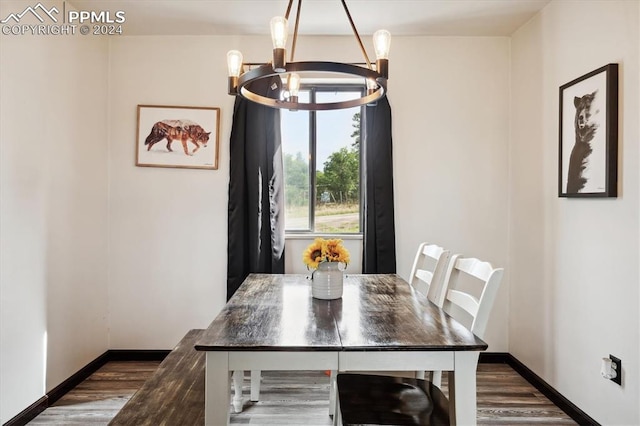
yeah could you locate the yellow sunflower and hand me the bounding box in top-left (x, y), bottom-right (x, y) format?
top-left (302, 237), bottom-right (350, 270)
top-left (302, 238), bottom-right (325, 269)
top-left (325, 239), bottom-right (350, 264)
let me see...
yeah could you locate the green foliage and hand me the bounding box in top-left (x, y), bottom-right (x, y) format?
top-left (315, 111), bottom-right (361, 204)
top-left (283, 152), bottom-right (309, 206)
top-left (319, 147), bottom-right (359, 203)
top-left (350, 112), bottom-right (360, 151)
top-left (284, 110), bottom-right (362, 232)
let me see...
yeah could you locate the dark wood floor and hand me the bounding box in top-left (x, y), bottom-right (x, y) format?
top-left (28, 361), bottom-right (576, 425)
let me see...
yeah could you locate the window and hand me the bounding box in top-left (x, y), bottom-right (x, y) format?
top-left (282, 85), bottom-right (364, 234)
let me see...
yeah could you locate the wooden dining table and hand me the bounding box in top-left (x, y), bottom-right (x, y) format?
top-left (195, 273), bottom-right (487, 425)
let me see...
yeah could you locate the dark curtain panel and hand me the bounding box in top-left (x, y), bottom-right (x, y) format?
top-left (362, 96), bottom-right (397, 273)
top-left (227, 78), bottom-right (285, 300)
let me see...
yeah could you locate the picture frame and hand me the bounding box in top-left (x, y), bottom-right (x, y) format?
top-left (136, 105), bottom-right (220, 170)
top-left (558, 63), bottom-right (618, 198)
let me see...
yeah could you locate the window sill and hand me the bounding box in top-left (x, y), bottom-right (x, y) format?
top-left (285, 233), bottom-right (363, 240)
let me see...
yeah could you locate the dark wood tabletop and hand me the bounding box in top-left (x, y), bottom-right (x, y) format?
top-left (195, 273), bottom-right (487, 352)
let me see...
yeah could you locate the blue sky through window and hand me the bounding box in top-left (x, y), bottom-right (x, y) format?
top-left (282, 90), bottom-right (360, 170)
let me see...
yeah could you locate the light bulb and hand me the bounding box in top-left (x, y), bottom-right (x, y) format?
top-left (288, 73), bottom-right (301, 97)
top-left (270, 16), bottom-right (288, 49)
top-left (373, 29), bottom-right (391, 60)
top-left (366, 78), bottom-right (379, 96)
top-left (227, 50), bottom-right (243, 77)
top-left (270, 16), bottom-right (288, 72)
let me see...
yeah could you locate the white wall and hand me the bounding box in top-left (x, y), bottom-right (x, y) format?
top-left (107, 35), bottom-right (510, 351)
top-left (107, 36), bottom-right (242, 349)
top-left (392, 37), bottom-right (511, 350)
top-left (41, 38), bottom-right (110, 391)
top-left (0, 17), bottom-right (110, 424)
top-left (509, 1), bottom-right (639, 424)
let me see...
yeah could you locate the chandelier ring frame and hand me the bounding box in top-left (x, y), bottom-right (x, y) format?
top-left (237, 61), bottom-right (387, 111)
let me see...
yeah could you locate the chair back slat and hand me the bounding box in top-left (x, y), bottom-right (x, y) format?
top-left (455, 257), bottom-right (495, 281)
top-left (443, 289), bottom-right (479, 318)
top-left (414, 269), bottom-right (434, 285)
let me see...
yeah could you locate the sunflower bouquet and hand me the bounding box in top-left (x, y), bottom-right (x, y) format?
top-left (302, 238), bottom-right (350, 270)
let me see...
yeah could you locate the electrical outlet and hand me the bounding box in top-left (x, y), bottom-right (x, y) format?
top-left (609, 355), bottom-right (622, 386)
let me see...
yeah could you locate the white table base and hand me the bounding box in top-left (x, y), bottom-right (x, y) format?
top-left (205, 351), bottom-right (479, 426)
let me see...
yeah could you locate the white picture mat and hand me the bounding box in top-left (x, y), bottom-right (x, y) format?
top-left (560, 71), bottom-right (607, 193)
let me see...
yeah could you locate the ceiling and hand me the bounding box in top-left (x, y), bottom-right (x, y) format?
top-left (68, 0), bottom-right (551, 37)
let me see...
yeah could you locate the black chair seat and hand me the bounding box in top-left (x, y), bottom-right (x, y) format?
top-left (337, 373), bottom-right (450, 426)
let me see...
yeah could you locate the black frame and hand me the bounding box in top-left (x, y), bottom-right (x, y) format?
top-left (558, 63), bottom-right (618, 198)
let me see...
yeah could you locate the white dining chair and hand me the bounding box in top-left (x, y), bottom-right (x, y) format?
top-left (409, 242), bottom-right (451, 308)
top-left (435, 254), bottom-right (504, 338)
top-left (327, 242), bottom-right (451, 418)
top-left (409, 243), bottom-right (451, 303)
top-left (334, 254), bottom-right (504, 425)
top-left (232, 370), bottom-right (260, 413)
top-left (408, 242), bottom-right (451, 384)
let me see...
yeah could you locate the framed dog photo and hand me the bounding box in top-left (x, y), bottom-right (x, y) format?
top-left (558, 64), bottom-right (618, 198)
top-left (136, 105), bottom-right (220, 170)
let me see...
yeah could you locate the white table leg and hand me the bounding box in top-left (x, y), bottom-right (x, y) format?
top-left (333, 389), bottom-right (342, 426)
top-left (232, 370), bottom-right (243, 413)
top-left (328, 370), bottom-right (337, 417)
top-left (250, 370), bottom-right (261, 401)
top-left (449, 352), bottom-right (479, 426)
top-left (205, 352), bottom-right (231, 426)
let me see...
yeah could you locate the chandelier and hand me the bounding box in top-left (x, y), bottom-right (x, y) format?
top-left (226, 0), bottom-right (391, 111)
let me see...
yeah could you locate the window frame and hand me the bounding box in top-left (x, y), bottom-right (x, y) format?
top-left (283, 83), bottom-right (365, 235)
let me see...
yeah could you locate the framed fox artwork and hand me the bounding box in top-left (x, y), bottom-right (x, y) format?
top-left (136, 105), bottom-right (220, 170)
